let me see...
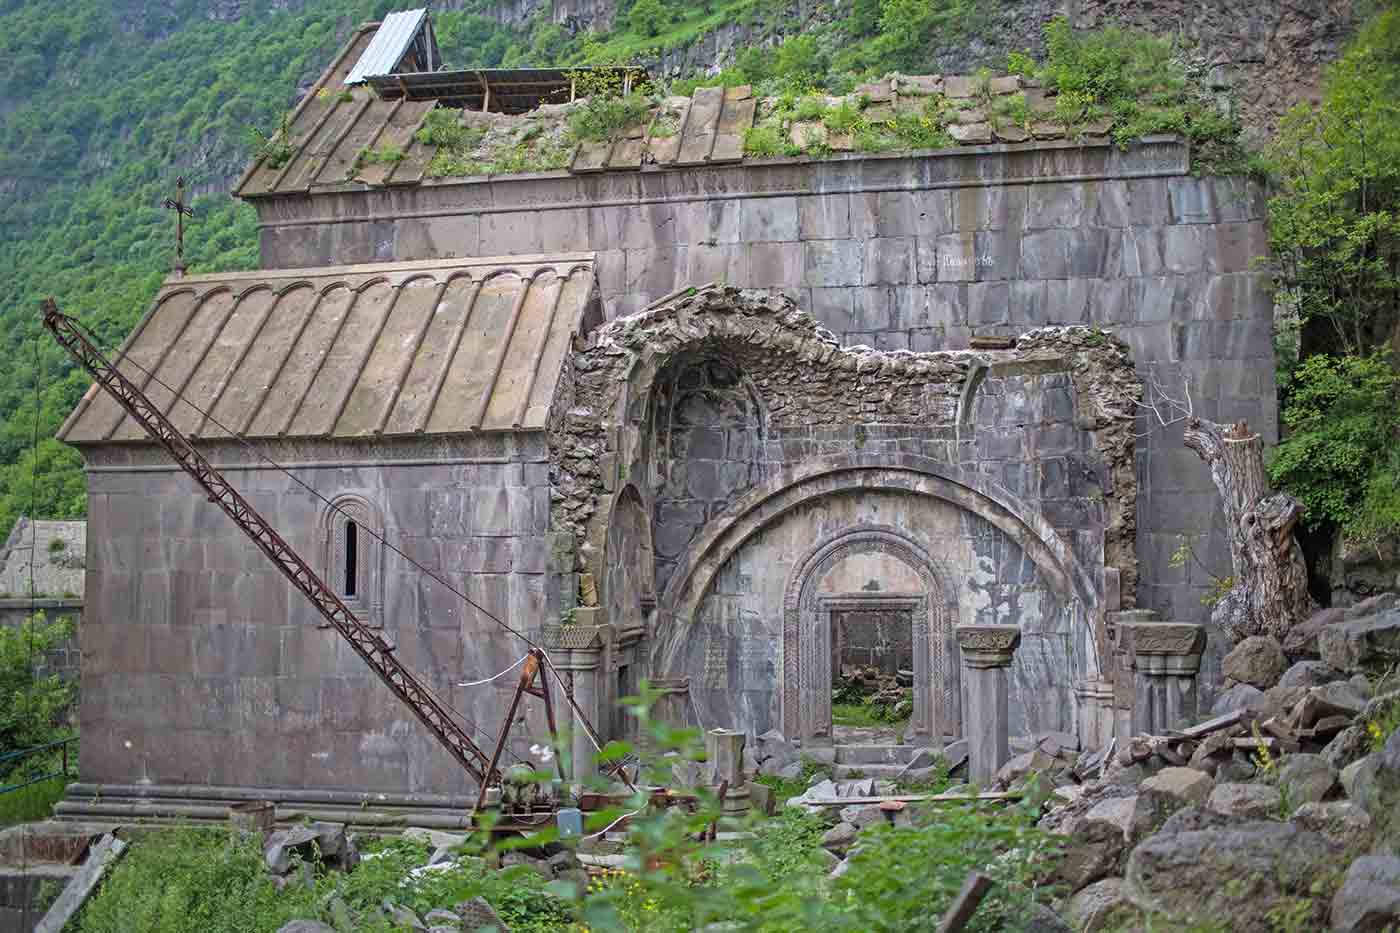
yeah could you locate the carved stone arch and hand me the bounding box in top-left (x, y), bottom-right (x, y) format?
top-left (783, 526), bottom-right (961, 745)
top-left (318, 493), bottom-right (385, 628)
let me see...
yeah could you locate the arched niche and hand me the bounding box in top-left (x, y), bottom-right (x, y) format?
top-left (645, 349), bottom-right (766, 598)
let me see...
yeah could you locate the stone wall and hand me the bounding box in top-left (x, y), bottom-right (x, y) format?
top-left (74, 435), bottom-right (558, 795)
top-left (250, 136), bottom-right (1275, 705)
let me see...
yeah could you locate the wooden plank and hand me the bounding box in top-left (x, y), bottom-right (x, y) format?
top-left (935, 873), bottom-right (994, 933)
top-left (571, 139), bottom-right (613, 173)
top-left (676, 86), bottom-right (724, 165)
top-left (35, 834), bottom-right (128, 933)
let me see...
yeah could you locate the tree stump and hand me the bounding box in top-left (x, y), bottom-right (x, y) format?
top-left (1183, 418), bottom-right (1312, 642)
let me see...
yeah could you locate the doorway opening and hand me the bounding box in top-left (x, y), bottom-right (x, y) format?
top-left (825, 595), bottom-right (919, 746)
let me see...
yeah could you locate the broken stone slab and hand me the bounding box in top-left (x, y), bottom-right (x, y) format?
top-left (1319, 609), bottom-right (1400, 672)
top-left (1205, 782), bottom-right (1281, 819)
top-left (1222, 635), bottom-right (1288, 689)
top-left (941, 75), bottom-right (977, 98)
top-left (425, 908), bottom-right (460, 927)
top-left (1210, 683), bottom-right (1271, 718)
top-left (1344, 727), bottom-right (1400, 814)
top-left (264, 826), bottom-right (320, 875)
top-left (1125, 820), bottom-right (1340, 932)
top-left (988, 75), bottom-right (1021, 95)
top-left (1293, 800), bottom-right (1373, 847)
top-left (1068, 878), bottom-right (1142, 933)
top-left (948, 122), bottom-right (993, 144)
top-left (1331, 855), bottom-right (1400, 932)
top-left (1052, 795), bottom-right (1140, 891)
top-left (384, 902), bottom-right (427, 931)
top-left (838, 804), bottom-right (885, 829)
top-left (755, 729), bottom-right (797, 767)
top-left (1276, 753), bottom-right (1339, 805)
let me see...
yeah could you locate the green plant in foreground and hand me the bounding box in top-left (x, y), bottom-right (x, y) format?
top-left (0, 611), bottom-right (75, 756)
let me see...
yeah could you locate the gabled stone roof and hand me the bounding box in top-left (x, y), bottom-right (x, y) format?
top-left (59, 254), bottom-right (600, 445)
top-left (234, 19), bottom-right (1105, 198)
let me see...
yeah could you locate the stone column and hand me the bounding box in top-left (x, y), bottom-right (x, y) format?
top-left (542, 621), bottom-right (613, 779)
top-left (705, 728), bottom-right (751, 814)
top-left (955, 625), bottom-right (1021, 787)
top-left (1119, 620), bottom-right (1206, 735)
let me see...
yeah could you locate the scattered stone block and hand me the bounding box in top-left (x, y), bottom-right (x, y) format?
top-left (276, 923), bottom-right (336, 933)
top-left (988, 75), bottom-right (1021, 95)
top-left (821, 822), bottom-right (858, 851)
top-left (1210, 682), bottom-right (1269, 717)
top-left (1283, 607), bottom-right (1345, 657)
top-left (942, 75), bottom-right (976, 98)
top-left (839, 804), bottom-right (884, 829)
top-left (994, 124), bottom-right (1030, 142)
top-left (1206, 782), bottom-right (1281, 819)
top-left (264, 826), bottom-right (320, 876)
top-left (1223, 635), bottom-right (1288, 688)
top-left (1277, 753), bottom-right (1338, 805)
top-left (1323, 724), bottom-right (1372, 771)
top-left (948, 121), bottom-right (992, 143)
top-left (1030, 121), bottom-right (1064, 139)
top-left (1331, 855), bottom-right (1400, 932)
top-left (1293, 800), bottom-right (1373, 847)
top-left (1278, 659), bottom-right (1344, 688)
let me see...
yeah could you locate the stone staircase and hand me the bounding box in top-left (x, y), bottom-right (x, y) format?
top-left (830, 744), bottom-right (921, 779)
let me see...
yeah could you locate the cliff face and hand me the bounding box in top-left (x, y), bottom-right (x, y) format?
top-left (469, 0), bottom-right (1354, 141)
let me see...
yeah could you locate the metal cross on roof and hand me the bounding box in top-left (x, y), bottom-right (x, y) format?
top-left (162, 176), bottom-right (194, 277)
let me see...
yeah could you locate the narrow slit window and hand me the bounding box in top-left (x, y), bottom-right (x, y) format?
top-left (344, 520), bottom-right (358, 597)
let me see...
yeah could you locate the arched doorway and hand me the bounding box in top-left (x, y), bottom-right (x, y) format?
top-left (784, 527), bottom-right (960, 747)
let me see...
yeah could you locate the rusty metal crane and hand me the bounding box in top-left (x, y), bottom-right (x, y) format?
top-left (42, 297), bottom-right (564, 807)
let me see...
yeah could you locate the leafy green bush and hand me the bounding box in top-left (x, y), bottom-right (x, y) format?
top-left (1268, 352), bottom-right (1400, 537)
top-left (743, 124), bottom-right (787, 156)
top-left (0, 611), bottom-right (74, 756)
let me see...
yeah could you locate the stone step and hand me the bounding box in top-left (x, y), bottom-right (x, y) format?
top-left (831, 763), bottom-right (910, 779)
top-left (832, 744), bottom-right (919, 765)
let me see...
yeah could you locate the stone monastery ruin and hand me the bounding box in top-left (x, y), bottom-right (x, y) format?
top-left (56, 9), bottom-right (1276, 818)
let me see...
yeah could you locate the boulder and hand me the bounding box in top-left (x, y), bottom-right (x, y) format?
top-left (385, 903), bottom-right (427, 930)
top-left (1205, 782), bottom-right (1281, 819)
top-left (1346, 592), bottom-right (1400, 618)
top-left (1222, 636), bottom-right (1288, 688)
top-left (1276, 753), bottom-right (1338, 805)
top-left (1331, 855), bottom-right (1400, 932)
top-left (1068, 878), bottom-right (1142, 933)
top-left (1137, 767), bottom-right (1214, 824)
top-left (821, 822), bottom-right (858, 851)
top-left (1346, 727), bottom-right (1400, 814)
top-left (1282, 607), bottom-right (1345, 658)
top-left (1215, 751), bottom-right (1258, 783)
top-left (1292, 800), bottom-right (1373, 847)
top-left (1319, 609), bottom-right (1400, 673)
top-left (1052, 795), bottom-right (1142, 891)
top-left (1021, 903), bottom-right (1073, 932)
top-left (1265, 684), bottom-right (1310, 716)
top-left (276, 924), bottom-right (336, 933)
top-left (454, 897), bottom-right (508, 933)
top-left (1277, 659), bottom-right (1345, 689)
top-left (1125, 820), bottom-right (1339, 932)
top-left (1308, 680), bottom-right (1371, 718)
top-left (1210, 682), bottom-right (1270, 718)
top-left (756, 729), bottom-right (798, 771)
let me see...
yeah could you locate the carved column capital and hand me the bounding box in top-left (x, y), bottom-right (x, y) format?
top-left (1120, 621), bottom-right (1206, 661)
top-left (955, 624), bottom-right (1022, 669)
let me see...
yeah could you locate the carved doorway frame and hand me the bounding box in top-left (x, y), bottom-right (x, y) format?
top-left (821, 593), bottom-right (922, 741)
top-left (783, 527), bottom-right (960, 747)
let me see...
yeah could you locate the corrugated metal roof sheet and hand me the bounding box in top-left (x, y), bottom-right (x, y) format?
top-left (345, 8), bottom-right (426, 85)
top-left (58, 254), bottom-right (600, 445)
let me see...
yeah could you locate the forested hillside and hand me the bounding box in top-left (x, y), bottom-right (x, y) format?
top-left (0, 0), bottom-right (1364, 545)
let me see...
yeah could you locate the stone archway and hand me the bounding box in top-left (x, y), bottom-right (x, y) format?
top-left (784, 526), bottom-right (960, 747)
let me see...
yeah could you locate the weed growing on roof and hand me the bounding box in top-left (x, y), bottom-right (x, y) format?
top-left (249, 113), bottom-right (294, 170)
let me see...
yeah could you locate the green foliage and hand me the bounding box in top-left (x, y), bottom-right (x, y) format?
top-left (1260, 6), bottom-right (1400, 361)
top-left (743, 124), bottom-right (787, 157)
top-left (0, 775), bottom-right (66, 828)
top-left (0, 612), bottom-right (74, 756)
top-left (1033, 17), bottom-right (1244, 170)
top-left (751, 756), bottom-right (829, 801)
top-left (1268, 352), bottom-right (1400, 536)
top-left (873, 0), bottom-right (981, 71)
top-left (629, 0), bottom-right (672, 38)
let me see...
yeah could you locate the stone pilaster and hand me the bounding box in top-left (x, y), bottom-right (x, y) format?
top-left (955, 625), bottom-right (1021, 786)
top-left (542, 622), bottom-right (614, 779)
top-left (1107, 609), bottom-right (1159, 746)
top-left (705, 728), bottom-right (751, 814)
